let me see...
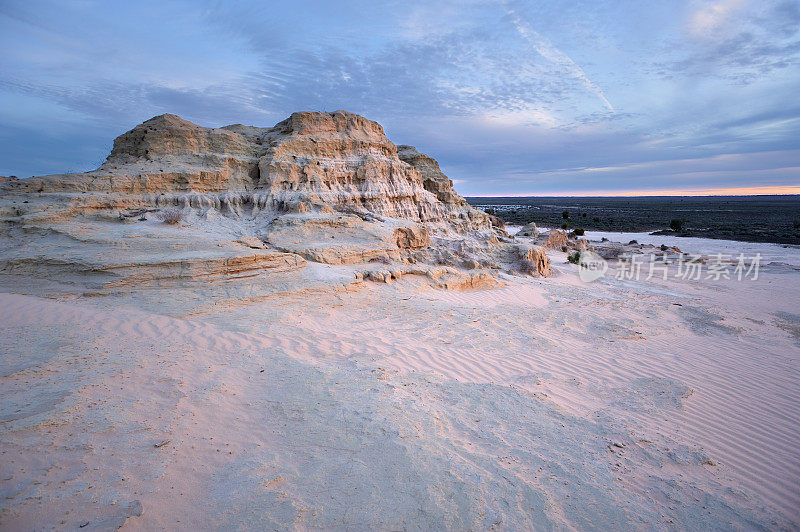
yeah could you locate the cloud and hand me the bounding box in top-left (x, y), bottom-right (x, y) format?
top-left (0, 0), bottom-right (798, 195)
top-left (659, 0), bottom-right (800, 83)
top-left (458, 148), bottom-right (800, 196)
top-left (687, 0), bottom-right (748, 39)
top-left (502, 4), bottom-right (615, 111)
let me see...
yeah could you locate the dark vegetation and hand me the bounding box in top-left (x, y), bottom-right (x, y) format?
top-left (468, 195), bottom-right (800, 245)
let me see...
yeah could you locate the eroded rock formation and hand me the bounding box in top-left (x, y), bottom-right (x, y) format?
top-left (0, 110), bottom-right (550, 292)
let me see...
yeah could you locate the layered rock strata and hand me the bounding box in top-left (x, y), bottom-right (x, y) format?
top-left (0, 111), bottom-right (549, 291)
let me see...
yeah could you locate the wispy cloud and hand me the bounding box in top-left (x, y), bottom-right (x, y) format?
top-left (502, 3), bottom-right (614, 111)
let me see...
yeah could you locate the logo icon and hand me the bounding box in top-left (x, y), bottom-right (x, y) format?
top-left (578, 251), bottom-right (608, 282)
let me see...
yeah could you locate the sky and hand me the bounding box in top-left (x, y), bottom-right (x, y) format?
top-left (1, 0), bottom-right (799, 196)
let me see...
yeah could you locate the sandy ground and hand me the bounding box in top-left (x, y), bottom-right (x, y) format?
top-left (1, 246), bottom-right (799, 529)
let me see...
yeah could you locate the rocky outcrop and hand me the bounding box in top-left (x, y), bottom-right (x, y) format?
top-left (254, 112), bottom-right (451, 221)
top-left (542, 230), bottom-right (570, 250)
top-left (516, 245), bottom-right (551, 276)
top-left (517, 222), bottom-right (539, 238)
top-left (0, 110), bottom-right (550, 291)
top-left (7, 113), bottom-right (505, 230)
top-left (11, 112), bottom-right (465, 223)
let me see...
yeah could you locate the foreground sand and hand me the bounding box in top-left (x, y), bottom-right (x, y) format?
top-left (1, 252), bottom-right (799, 529)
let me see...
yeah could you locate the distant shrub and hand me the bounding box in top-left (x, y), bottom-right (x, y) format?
top-left (485, 208), bottom-right (495, 215)
top-left (572, 228), bottom-right (585, 236)
top-left (562, 210), bottom-right (570, 219)
top-left (593, 217), bottom-right (600, 223)
top-left (567, 251), bottom-right (581, 264)
top-left (660, 244), bottom-right (668, 251)
top-left (582, 213), bottom-right (587, 218)
top-left (561, 245), bottom-right (568, 252)
top-left (670, 218), bottom-right (684, 231)
top-left (561, 222), bottom-right (569, 229)
top-left (601, 237), bottom-right (608, 242)
top-left (794, 220), bottom-right (800, 229)
top-left (157, 207), bottom-right (184, 225)
top-left (628, 239), bottom-right (638, 245)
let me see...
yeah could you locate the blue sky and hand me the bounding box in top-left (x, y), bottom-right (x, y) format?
top-left (1, 0), bottom-right (799, 195)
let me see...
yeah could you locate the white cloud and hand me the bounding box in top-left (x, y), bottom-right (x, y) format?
top-left (480, 104), bottom-right (559, 127)
top-left (687, 0), bottom-right (748, 39)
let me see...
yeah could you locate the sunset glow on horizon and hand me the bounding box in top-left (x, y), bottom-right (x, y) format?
top-left (469, 185), bottom-right (800, 198)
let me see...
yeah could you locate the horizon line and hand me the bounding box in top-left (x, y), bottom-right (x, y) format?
top-left (465, 185), bottom-right (800, 198)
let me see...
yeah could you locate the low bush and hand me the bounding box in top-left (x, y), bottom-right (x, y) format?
top-left (670, 218), bottom-right (684, 231)
top-left (567, 251), bottom-right (581, 264)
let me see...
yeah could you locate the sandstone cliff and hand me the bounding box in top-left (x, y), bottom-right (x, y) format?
top-left (0, 111), bottom-right (549, 292)
top-left (12, 111), bottom-right (489, 225)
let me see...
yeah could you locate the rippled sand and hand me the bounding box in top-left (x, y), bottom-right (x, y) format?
top-left (1, 252), bottom-right (798, 529)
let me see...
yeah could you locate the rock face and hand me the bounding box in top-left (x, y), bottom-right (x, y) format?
top-left (256, 113), bottom-right (444, 222)
top-left (16, 111), bottom-right (491, 226)
top-left (396, 145), bottom-right (466, 208)
top-left (0, 110), bottom-right (550, 290)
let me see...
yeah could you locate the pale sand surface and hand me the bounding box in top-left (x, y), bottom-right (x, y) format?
top-left (1, 255), bottom-right (799, 529)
